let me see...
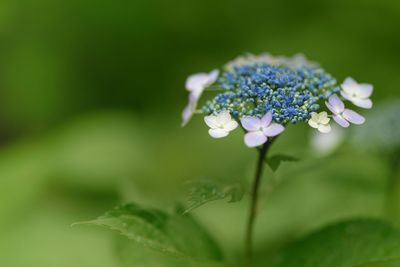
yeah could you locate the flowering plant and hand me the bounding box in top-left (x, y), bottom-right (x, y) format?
top-left (182, 53), bottom-right (373, 262)
top-left (77, 53), bottom-right (385, 267)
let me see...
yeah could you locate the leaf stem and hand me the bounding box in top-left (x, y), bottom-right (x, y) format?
top-left (245, 141), bottom-right (271, 264)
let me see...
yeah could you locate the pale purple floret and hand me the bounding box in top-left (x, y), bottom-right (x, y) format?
top-left (325, 94), bottom-right (365, 128)
top-left (341, 77), bottom-right (373, 109)
top-left (241, 112), bottom-right (285, 147)
top-left (181, 69), bottom-right (219, 126)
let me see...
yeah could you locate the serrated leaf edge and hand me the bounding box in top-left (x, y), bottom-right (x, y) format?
top-left (73, 215), bottom-right (183, 256)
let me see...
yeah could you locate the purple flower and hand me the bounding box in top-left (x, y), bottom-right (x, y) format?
top-left (325, 94), bottom-right (365, 128)
top-left (241, 112), bottom-right (285, 147)
top-left (340, 77), bottom-right (373, 109)
top-left (182, 69), bottom-right (219, 126)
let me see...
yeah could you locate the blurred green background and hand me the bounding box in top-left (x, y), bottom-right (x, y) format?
top-left (0, 0), bottom-right (399, 266)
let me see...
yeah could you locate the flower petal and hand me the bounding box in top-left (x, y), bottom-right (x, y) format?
top-left (207, 69), bottom-right (219, 84)
top-left (185, 73), bottom-right (210, 92)
top-left (244, 131), bottom-right (267, 148)
top-left (325, 101), bottom-right (336, 114)
top-left (181, 103), bottom-right (194, 127)
top-left (204, 115), bottom-right (219, 129)
top-left (189, 88), bottom-right (203, 102)
top-left (318, 123), bottom-right (331, 133)
top-left (327, 94), bottom-right (345, 114)
top-left (342, 77), bottom-right (373, 99)
top-left (224, 120), bottom-right (239, 131)
top-left (218, 110), bottom-right (232, 125)
top-left (351, 98), bottom-right (373, 109)
top-left (261, 112), bottom-right (273, 127)
top-left (357, 84), bottom-right (373, 98)
top-left (333, 115), bottom-right (350, 128)
top-left (241, 117), bottom-right (261, 131)
top-left (343, 77), bottom-right (357, 86)
top-left (318, 112), bottom-right (330, 124)
top-left (263, 123), bottom-right (285, 137)
top-left (308, 119), bottom-right (319, 129)
top-left (185, 69), bottom-right (219, 92)
top-left (310, 112), bottom-right (319, 122)
top-left (341, 77), bottom-right (358, 94)
top-left (340, 91), bottom-right (353, 102)
top-left (343, 109), bottom-right (365, 125)
top-left (209, 129), bottom-right (229, 138)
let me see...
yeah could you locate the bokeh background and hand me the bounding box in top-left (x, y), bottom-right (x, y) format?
top-left (0, 0), bottom-right (399, 266)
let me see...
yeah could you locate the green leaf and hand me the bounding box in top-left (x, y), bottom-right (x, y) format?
top-left (272, 219), bottom-right (400, 267)
top-left (183, 180), bottom-right (244, 214)
top-left (115, 239), bottom-right (229, 267)
top-left (167, 205), bottom-right (223, 261)
top-left (73, 203), bottom-right (223, 262)
top-left (266, 154), bottom-right (299, 172)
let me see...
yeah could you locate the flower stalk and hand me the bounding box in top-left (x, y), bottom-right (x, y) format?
top-left (245, 141), bottom-right (271, 264)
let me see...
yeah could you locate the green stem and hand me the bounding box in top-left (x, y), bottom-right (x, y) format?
top-left (245, 141), bottom-right (271, 264)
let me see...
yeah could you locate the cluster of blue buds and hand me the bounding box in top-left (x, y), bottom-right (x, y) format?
top-left (202, 61), bottom-right (340, 124)
top-left (182, 53), bottom-right (373, 148)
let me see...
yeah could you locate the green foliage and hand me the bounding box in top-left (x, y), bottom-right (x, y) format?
top-left (74, 203), bottom-right (223, 262)
top-left (184, 180), bottom-right (244, 214)
top-left (272, 219), bottom-right (400, 267)
top-left (0, 0), bottom-right (399, 265)
top-left (115, 239), bottom-right (229, 267)
top-left (266, 154), bottom-right (299, 172)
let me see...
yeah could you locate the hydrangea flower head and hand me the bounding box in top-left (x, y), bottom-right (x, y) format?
top-left (182, 53), bottom-right (373, 148)
top-left (202, 61), bottom-right (339, 124)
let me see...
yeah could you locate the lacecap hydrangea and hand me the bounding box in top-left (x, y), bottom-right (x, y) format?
top-left (182, 53), bottom-right (373, 148)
